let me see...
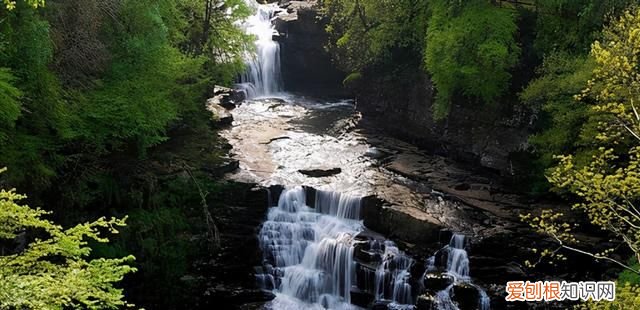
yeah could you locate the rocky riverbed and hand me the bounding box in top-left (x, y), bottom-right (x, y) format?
top-left (203, 88), bottom-right (612, 309)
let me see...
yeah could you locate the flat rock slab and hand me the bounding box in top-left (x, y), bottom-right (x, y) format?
top-left (298, 168), bottom-right (342, 177)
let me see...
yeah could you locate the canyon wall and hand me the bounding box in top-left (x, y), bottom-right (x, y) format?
top-left (273, 1), bottom-right (535, 176)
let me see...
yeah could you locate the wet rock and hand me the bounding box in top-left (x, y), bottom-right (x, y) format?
top-left (355, 263), bottom-right (377, 292)
top-left (202, 159), bottom-right (239, 177)
top-left (365, 147), bottom-right (391, 160)
top-left (470, 262), bottom-right (527, 283)
top-left (371, 300), bottom-right (391, 310)
top-left (355, 247), bottom-right (382, 264)
top-left (203, 287), bottom-right (275, 306)
top-left (416, 293), bottom-right (436, 310)
top-left (452, 283), bottom-right (480, 310)
top-left (350, 288), bottom-right (374, 308)
top-left (298, 168), bottom-right (342, 177)
top-left (214, 85), bottom-right (246, 108)
top-left (260, 136), bottom-right (291, 144)
top-left (361, 196), bottom-right (443, 252)
top-left (423, 273), bottom-right (455, 292)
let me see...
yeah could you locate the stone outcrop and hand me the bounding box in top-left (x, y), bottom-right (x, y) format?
top-left (354, 68), bottom-right (535, 176)
top-left (197, 182), bottom-right (274, 309)
top-left (207, 85), bottom-right (247, 127)
top-left (273, 1), bottom-right (347, 98)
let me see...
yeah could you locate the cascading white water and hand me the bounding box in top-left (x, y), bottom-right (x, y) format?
top-left (446, 234), bottom-right (470, 280)
top-left (257, 187), bottom-right (420, 309)
top-left (429, 234), bottom-right (491, 310)
top-left (258, 187), bottom-right (362, 309)
top-left (374, 242), bottom-right (414, 305)
top-left (238, 0), bottom-right (283, 98)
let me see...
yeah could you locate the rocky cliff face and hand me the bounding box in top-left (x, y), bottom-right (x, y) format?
top-left (353, 66), bottom-right (535, 176)
top-left (273, 1), bottom-right (535, 176)
top-left (273, 1), bottom-right (347, 98)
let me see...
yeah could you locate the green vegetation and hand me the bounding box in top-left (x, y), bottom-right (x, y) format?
top-left (322, 0), bottom-right (519, 118)
top-left (0, 0), bottom-right (251, 308)
top-left (323, 1), bottom-right (640, 306)
top-left (523, 7), bottom-right (640, 308)
top-left (321, 0), bottom-right (637, 179)
top-left (0, 169), bottom-right (135, 309)
top-left (425, 0), bottom-right (520, 118)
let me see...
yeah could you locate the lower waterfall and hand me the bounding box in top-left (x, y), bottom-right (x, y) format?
top-left (256, 186), bottom-right (491, 309)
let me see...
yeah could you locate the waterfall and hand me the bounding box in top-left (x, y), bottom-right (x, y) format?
top-left (238, 0), bottom-right (283, 98)
top-left (258, 187), bottom-right (362, 309)
top-left (257, 187), bottom-right (421, 309)
top-left (374, 242), bottom-right (414, 305)
top-left (446, 234), bottom-right (470, 280)
top-left (256, 187), bottom-right (492, 309)
top-left (428, 234), bottom-right (491, 310)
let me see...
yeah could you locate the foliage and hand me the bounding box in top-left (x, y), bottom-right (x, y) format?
top-left (523, 5), bottom-right (640, 280)
top-left (3, 0), bottom-right (44, 10)
top-left (520, 53), bottom-right (595, 190)
top-left (577, 283), bottom-right (640, 309)
top-left (321, 0), bottom-right (428, 73)
top-left (0, 2), bottom-right (70, 189)
top-left (534, 0), bottom-right (636, 55)
top-left (73, 0), bottom-right (202, 154)
top-left (0, 68), bottom-right (21, 141)
top-left (424, 0), bottom-right (520, 118)
top-left (177, 0), bottom-right (252, 85)
top-left (0, 168), bottom-right (136, 309)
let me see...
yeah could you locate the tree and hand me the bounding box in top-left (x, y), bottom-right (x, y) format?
top-left (523, 6), bottom-right (640, 307)
top-left (519, 53), bottom-right (595, 191)
top-left (534, 0), bottom-right (636, 55)
top-left (424, 0), bottom-right (520, 118)
top-left (322, 0), bottom-right (427, 74)
top-left (0, 168), bottom-right (136, 309)
top-left (0, 68), bottom-right (21, 141)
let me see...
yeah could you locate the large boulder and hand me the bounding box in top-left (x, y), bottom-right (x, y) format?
top-left (207, 99), bottom-right (233, 127)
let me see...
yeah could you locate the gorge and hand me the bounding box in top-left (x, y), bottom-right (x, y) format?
top-left (208, 1), bottom-right (581, 309)
top-left (2, 0), bottom-right (636, 309)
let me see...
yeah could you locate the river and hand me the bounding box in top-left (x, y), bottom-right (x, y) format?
top-left (223, 2), bottom-right (499, 309)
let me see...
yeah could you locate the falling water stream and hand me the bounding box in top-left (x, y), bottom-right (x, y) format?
top-left (237, 1), bottom-right (283, 98)
top-left (426, 234), bottom-right (490, 310)
top-left (236, 2), bottom-right (491, 309)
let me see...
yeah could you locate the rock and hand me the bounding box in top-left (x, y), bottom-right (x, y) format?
top-left (207, 100), bottom-right (233, 127)
top-left (273, 1), bottom-right (346, 97)
top-left (364, 147), bottom-right (391, 160)
top-left (452, 283), bottom-right (481, 310)
top-left (352, 64), bottom-right (534, 176)
top-left (298, 168), bottom-right (342, 177)
top-left (260, 136), bottom-right (291, 144)
top-left (212, 85), bottom-right (245, 109)
top-left (416, 293), bottom-right (436, 310)
top-left (214, 85), bottom-right (246, 104)
top-left (350, 288), bottom-right (374, 308)
top-left (371, 300), bottom-right (391, 310)
top-left (202, 159), bottom-right (239, 176)
top-left (423, 273), bottom-right (455, 292)
top-left (361, 196), bottom-right (443, 252)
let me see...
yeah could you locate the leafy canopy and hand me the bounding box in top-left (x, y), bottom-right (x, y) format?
top-left (424, 0), bottom-right (520, 118)
top-left (523, 9), bottom-right (640, 307)
top-left (322, 0), bottom-right (427, 73)
top-left (0, 169), bottom-right (136, 309)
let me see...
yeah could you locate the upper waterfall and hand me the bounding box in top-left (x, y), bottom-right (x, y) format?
top-left (238, 0), bottom-right (284, 98)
